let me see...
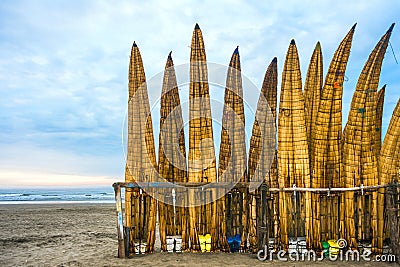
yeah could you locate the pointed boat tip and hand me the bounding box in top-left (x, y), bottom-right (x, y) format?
top-left (272, 57), bottom-right (277, 63)
top-left (234, 46), bottom-right (239, 55)
top-left (132, 41), bottom-right (137, 47)
top-left (168, 51), bottom-right (172, 60)
top-left (382, 84), bottom-right (387, 90)
top-left (315, 41), bottom-right (321, 50)
top-left (290, 39), bottom-right (296, 45)
top-left (387, 23), bottom-right (395, 33)
top-left (195, 23), bottom-right (200, 30)
top-left (351, 23), bottom-right (357, 30)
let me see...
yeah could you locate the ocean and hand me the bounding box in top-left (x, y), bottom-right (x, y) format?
top-left (0, 186), bottom-right (115, 204)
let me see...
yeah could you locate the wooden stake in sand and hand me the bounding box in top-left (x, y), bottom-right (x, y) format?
top-left (158, 52), bottom-right (188, 251)
top-left (376, 99), bottom-right (400, 253)
top-left (217, 47), bottom-right (247, 252)
top-left (188, 23), bottom-right (218, 251)
top-left (278, 40), bottom-right (312, 250)
top-left (247, 58), bottom-right (277, 252)
top-left (125, 42), bottom-right (158, 254)
top-left (310, 24), bottom-right (355, 249)
top-left (343, 23), bottom-right (394, 249)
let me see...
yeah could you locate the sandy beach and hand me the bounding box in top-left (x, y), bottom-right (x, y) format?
top-left (0, 203), bottom-right (396, 267)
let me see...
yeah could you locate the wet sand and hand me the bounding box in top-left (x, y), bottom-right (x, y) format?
top-left (0, 204), bottom-right (396, 266)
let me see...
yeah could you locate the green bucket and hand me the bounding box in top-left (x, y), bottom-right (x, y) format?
top-left (322, 241), bottom-right (330, 258)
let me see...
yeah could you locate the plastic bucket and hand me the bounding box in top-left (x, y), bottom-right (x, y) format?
top-left (227, 234), bottom-right (241, 252)
top-left (199, 234), bottom-right (211, 252)
top-left (167, 235), bottom-right (182, 253)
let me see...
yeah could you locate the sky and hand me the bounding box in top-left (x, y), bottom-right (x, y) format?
top-left (0, 0), bottom-right (399, 187)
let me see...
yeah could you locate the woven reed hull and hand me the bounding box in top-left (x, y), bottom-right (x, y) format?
top-left (247, 58), bottom-right (277, 186)
top-left (377, 100), bottom-right (400, 252)
top-left (278, 40), bottom-right (312, 249)
top-left (125, 42), bottom-right (158, 254)
top-left (262, 58), bottom-right (280, 248)
top-left (247, 58), bottom-right (277, 251)
top-left (188, 24), bottom-right (218, 251)
top-left (373, 85), bottom-right (386, 253)
top-left (217, 48), bottom-right (247, 181)
top-left (304, 42), bottom-right (323, 250)
top-left (375, 86), bottom-right (386, 154)
top-left (380, 100), bottom-right (400, 185)
top-left (310, 25), bottom-right (356, 248)
top-left (343, 24), bottom-right (394, 249)
top-left (218, 47), bottom-right (248, 251)
top-left (263, 58), bottom-right (278, 122)
top-left (158, 53), bottom-right (188, 251)
top-left (263, 58), bottom-right (278, 188)
top-left (304, 42), bottom-right (323, 166)
top-left (312, 24), bottom-right (355, 189)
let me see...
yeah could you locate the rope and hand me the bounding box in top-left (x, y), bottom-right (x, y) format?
top-left (389, 41), bottom-right (398, 64)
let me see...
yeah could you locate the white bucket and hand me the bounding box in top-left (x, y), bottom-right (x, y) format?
top-left (288, 239), bottom-right (297, 254)
top-left (297, 240), bottom-right (307, 254)
top-left (134, 242), bottom-right (147, 254)
top-left (288, 237), bottom-right (306, 255)
top-left (167, 235), bottom-right (182, 252)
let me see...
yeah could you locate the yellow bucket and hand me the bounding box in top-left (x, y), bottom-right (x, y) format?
top-left (327, 240), bottom-right (339, 255)
top-left (199, 234), bottom-right (211, 252)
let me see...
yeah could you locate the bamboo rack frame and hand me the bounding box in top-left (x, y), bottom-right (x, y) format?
top-left (118, 23), bottom-right (399, 259)
top-left (113, 181), bottom-right (398, 258)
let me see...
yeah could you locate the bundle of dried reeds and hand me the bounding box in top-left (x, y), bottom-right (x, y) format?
top-left (263, 58), bottom-right (279, 187)
top-left (310, 24), bottom-right (356, 249)
top-left (125, 42), bottom-right (158, 254)
top-left (304, 41), bottom-right (324, 251)
top-left (376, 99), bottom-right (400, 252)
top-left (158, 52), bottom-right (188, 251)
top-left (247, 58), bottom-right (277, 252)
top-left (342, 23), bottom-right (394, 249)
top-left (261, 58), bottom-right (280, 250)
top-left (218, 47), bottom-right (248, 251)
top-left (278, 40), bottom-right (312, 250)
top-left (188, 24), bottom-right (218, 251)
top-left (375, 85), bottom-right (386, 154)
top-left (304, 42), bottom-right (323, 165)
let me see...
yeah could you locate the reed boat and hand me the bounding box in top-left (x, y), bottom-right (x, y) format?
top-left (188, 23), bottom-right (218, 251)
top-left (125, 42), bottom-right (158, 254)
top-left (277, 39), bottom-right (312, 250)
top-left (377, 99), bottom-right (400, 253)
top-left (247, 57), bottom-right (277, 252)
top-left (310, 24), bottom-right (356, 250)
top-left (342, 23), bottom-right (394, 249)
top-left (217, 47), bottom-right (248, 252)
top-left (158, 52), bottom-right (188, 251)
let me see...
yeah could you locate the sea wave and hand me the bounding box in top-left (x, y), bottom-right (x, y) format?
top-left (0, 187), bottom-right (115, 204)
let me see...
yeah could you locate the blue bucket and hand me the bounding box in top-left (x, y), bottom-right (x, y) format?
top-left (227, 234), bottom-right (241, 252)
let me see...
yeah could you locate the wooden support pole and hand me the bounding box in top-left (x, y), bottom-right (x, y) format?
top-left (387, 183), bottom-right (399, 263)
top-left (114, 184), bottom-right (125, 258)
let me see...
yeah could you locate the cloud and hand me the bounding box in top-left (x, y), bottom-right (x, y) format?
top-left (0, 0), bottom-right (399, 186)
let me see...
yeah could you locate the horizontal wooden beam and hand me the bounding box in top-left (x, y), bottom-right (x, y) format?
top-left (113, 181), bottom-right (399, 192)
